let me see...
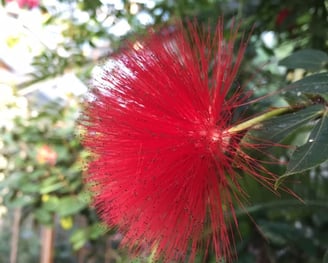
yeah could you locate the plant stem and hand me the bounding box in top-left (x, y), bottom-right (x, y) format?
top-left (228, 107), bottom-right (291, 133)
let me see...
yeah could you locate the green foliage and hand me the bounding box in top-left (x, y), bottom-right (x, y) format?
top-left (279, 49), bottom-right (328, 71)
top-left (1, 0), bottom-right (327, 262)
top-left (0, 97), bottom-right (115, 261)
top-left (251, 105), bottom-right (324, 143)
top-left (285, 113), bottom-right (328, 175)
top-left (286, 72), bottom-right (328, 101)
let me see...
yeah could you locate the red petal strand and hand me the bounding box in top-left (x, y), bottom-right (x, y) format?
top-left (81, 20), bottom-right (285, 263)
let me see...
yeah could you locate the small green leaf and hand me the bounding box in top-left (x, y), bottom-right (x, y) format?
top-left (29, 170), bottom-right (46, 180)
top-left (279, 49), bottom-right (328, 71)
top-left (9, 195), bottom-right (34, 207)
top-left (286, 113), bottom-right (328, 174)
top-left (43, 196), bottom-right (60, 211)
top-left (89, 223), bottom-right (108, 239)
top-left (70, 228), bottom-right (89, 250)
top-left (40, 182), bottom-right (65, 194)
top-left (34, 208), bottom-right (53, 225)
top-left (57, 195), bottom-right (87, 217)
top-left (20, 183), bottom-right (40, 193)
top-left (69, 223), bottom-right (107, 250)
top-left (286, 72), bottom-right (328, 99)
top-left (276, 111), bottom-right (328, 189)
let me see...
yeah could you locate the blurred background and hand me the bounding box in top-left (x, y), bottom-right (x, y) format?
top-left (0, 0), bottom-right (327, 262)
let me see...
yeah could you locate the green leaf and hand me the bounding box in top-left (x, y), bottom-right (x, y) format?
top-left (29, 170), bottom-right (46, 180)
top-left (279, 49), bottom-right (328, 71)
top-left (258, 221), bottom-right (317, 255)
top-left (40, 181), bottom-right (65, 194)
top-left (286, 72), bottom-right (328, 99)
top-left (250, 104), bottom-right (324, 143)
top-left (57, 195), bottom-right (87, 217)
top-left (286, 113), bottom-right (328, 174)
top-left (70, 228), bottom-right (89, 250)
top-left (20, 183), bottom-right (40, 193)
top-left (9, 195), bottom-right (34, 207)
top-left (276, 111), bottom-right (328, 188)
top-left (43, 196), bottom-right (60, 212)
top-left (324, 249), bottom-right (328, 263)
top-left (69, 223), bottom-right (107, 250)
top-left (89, 223), bottom-right (108, 239)
top-left (34, 208), bottom-right (53, 225)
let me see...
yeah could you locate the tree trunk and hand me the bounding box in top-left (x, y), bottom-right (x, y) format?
top-left (40, 226), bottom-right (54, 263)
top-left (10, 208), bottom-right (21, 263)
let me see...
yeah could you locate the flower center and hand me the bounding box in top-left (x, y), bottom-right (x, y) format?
top-left (198, 127), bottom-right (231, 153)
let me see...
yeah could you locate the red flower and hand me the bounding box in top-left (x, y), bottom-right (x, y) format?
top-left (81, 20), bottom-right (282, 262)
top-left (5, 0), bottom-right (39, 9)
top-left (36, 145), bottom-right (57, 165)
top-left (275, 8), bottom-right (291, 28)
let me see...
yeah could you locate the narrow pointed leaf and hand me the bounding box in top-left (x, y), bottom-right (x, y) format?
top-left (279, 49), bottom-right (328, 71)
top-left (287, 113), bottom-right (328, 172)
top-left (276, 112), bottom-right (328, 189)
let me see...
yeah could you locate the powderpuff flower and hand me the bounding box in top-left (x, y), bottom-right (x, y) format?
top-left (81, 20), bottom-right (285, 262)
